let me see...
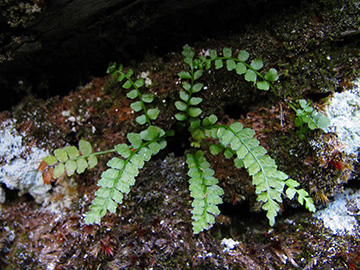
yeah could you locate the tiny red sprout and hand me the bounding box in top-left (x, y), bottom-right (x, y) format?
top-left (329, 160), bottom-right (345, 170)
top-left (232, 194), bottom-right (242, 205)
top-left (348, 252), bottom-right (360, 270)
top-left (136, 228), bottom-right (147, 238)
top-left (56, 232), bottom-right (67, 243)
top-left (82, 225), bottom-right (93, 240)
top-left (278, 204), bottom-right (284, 215)
top-left (84, 224), bottom-right (93, 234)
top-left (100, 239), bottom-right (114, 256)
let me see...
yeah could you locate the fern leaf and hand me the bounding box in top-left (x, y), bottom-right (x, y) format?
top-left (200, 117), bottom-right (316, 225)
top-left (41, 139), bottom-right (99, 181)
top-left (84, 127), bottom-right (167, 224)
top-left (209, 123), bottom-right (287, 226)
top-left (285, 179), bottom-right (316, 212)
top-left (175, 46), bottom-right (206, 122)
top-left (189, 45), bottom-right (279, 91)
top-left (186, 150), bottom-right (224, 234)
top-left (108, 63), bottom-right (160, 126)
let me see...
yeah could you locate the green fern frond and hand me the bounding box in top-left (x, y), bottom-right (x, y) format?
top-left (176, 45), bottom-right (279, 123)
top-left (83, 65), bottom-right (168, 224)
top-left (294, 99), bottom-right (331, 139)
top-left (205, 122), bottom-right (287, 226)
top-left (285, 179), bottom-right (316, 212)
top-left (85, 126), bottom-right (167, 224)
top-left (186, 150), bottom-right (224, 234)
top-left (196, 46), bottom-right (279, 91)
top-left (42, 139), bottom-right (99, 179)
top-left (175, 46), bottom-right (205, 122)
top-left (108, 62), bottom-right (160, 126)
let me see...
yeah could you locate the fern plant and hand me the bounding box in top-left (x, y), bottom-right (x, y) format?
top-left (40, 44), bottom-right (322, 234)
top-left (293, 99), bottom-right (331, 139)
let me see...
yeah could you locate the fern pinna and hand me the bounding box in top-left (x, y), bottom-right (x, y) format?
top-left (40, 44), bottom-right (317, 234)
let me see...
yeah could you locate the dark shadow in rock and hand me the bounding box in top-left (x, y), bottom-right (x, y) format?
top-left (224, 103), bottom-right (250, 119)
top-left (161, 124), bottom-right (191, 157)
top-left (1, 184), bottom-right (34, 203)
top-left (0, 0), bottom-right (304, 111)
top-left (306, 91), bottom-right (332, 103)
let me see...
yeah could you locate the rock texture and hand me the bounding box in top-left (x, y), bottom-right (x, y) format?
top-left (0, 0), bottom-right (297, 110)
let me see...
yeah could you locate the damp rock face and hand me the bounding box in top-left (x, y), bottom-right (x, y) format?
top-left (312, 78), bottom-right (360, 236)
top-left (0, 0), bottom-right (297, 110)
top-left (0, 119), bottom-right (51, 204)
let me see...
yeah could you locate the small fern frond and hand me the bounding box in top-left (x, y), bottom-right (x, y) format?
top-left (294, 99), bottom-right (331, 139)
top-left (108, 62), bottom-right (159, 126)
top-left (188, 114), bottom-right (218, 145)
top-left (198, 46), bottom-right (279, 91)
top-left (84, 126), bottom-right (167, 224)
top-left (175, 46), bottom-right (205, 122)
top-left (40, 139), bottom-right (100, 181)
top-left (176, 45), bottom-right (279, 123)
top-left (285, 179), bottom-right (316, 212)
top-left (186, 150), bottom-right (224, 234)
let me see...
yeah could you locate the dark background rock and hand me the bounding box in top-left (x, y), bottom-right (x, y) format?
top-left (0, 0), bottom-right (301, 111)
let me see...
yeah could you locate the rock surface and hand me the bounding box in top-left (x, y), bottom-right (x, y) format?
top-left (1, 0), bottom-right (297, 110)
top-left (1, 0), bottom-right (360, 269)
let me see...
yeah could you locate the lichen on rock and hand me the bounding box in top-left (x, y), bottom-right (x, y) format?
top-left (314, 188), bottom-right (360, 236)
top-left (0, 119), bottom-right (51, 204)
top-left (325, 78), bottom-right (360, 155)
